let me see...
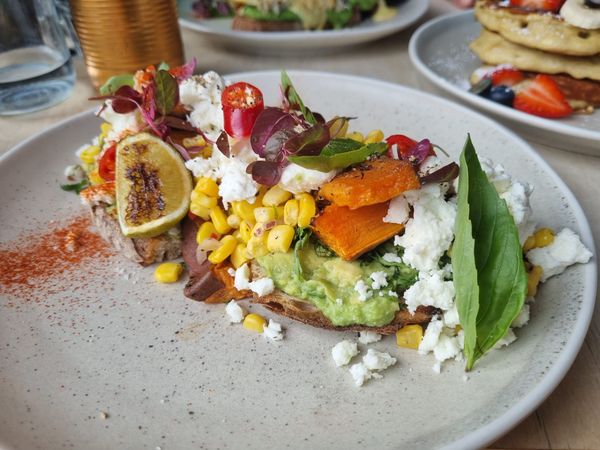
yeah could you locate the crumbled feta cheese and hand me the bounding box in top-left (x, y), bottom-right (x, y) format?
top-left (64, 164), bottom-right (86, 182)
top-left (179, 72), bottom-right (225, 141)
top-left (403, 270), bottom-right (455, 314)
top-left (432, 334), bottom-right (461, 362)
top-left (418, 156), bottom-right (443, 176)
top-left (331, 340), bottom-right (359, 367)
top-left (394, 184), bottom-right (457, 272)
top-left (227, 268), bottom-right (236, 277)
top-left (442, 304), bottom-right (460, 328)
top-left (100, 101), bottom-right (143, 142)
top-left (527, 228), bottom-right (593, 282)
top-left (511, 304), bottom-right (530, 328)
top-left (382, 252), bottom-right (402, 264)
top-left (234, 263), bottom-right (250, 290)
top-left (349, 362), bottom-right (373, 387)
top-left (494, 328), bottom-right (517, 349)
top-left (358, 331), bottom-right (382, 345)
top-left (387, 290), bottom-right (398, 298)
top-left (362, 349), bottom-right (397, 371)
top-left (263, 320), bottom-right (284, 341)
top-left (225, 300), bottom-right (245, 323)
top-left (354, 280), bottom-right (372, 302)
top-left (370, 271), bottom-right (388, 290)
top-left (383, 195), bottom-right (410, 224)
top-left (248, 277), bottom-right (275, 296)
top-left (279, 163), bottom-right (337, 194)
top-left (418, 316), bottom-right (443, 354)
top-left (432, 362), bottom-right (442, 374)
top-left (185, 144), bottom-right (259, 209)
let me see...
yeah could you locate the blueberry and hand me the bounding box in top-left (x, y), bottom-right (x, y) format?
top-left (486, 85), bottom-right (515, 107)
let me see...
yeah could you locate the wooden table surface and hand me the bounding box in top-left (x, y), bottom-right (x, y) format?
top-left (0, 1), bottom-right (598, 448)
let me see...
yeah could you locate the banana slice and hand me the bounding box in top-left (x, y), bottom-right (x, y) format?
top-left (560, 0), bottom-right (600, 30)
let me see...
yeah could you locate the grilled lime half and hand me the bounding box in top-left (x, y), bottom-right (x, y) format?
top-left (115, 132), bottom-right (192, 238)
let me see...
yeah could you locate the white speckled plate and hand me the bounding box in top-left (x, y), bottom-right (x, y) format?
top-left (408, 11), bottom-right (600, 156)
top-left (177, 0), bottom-right (428, 54)
top-left (0, 71), bottom-right (596, 450)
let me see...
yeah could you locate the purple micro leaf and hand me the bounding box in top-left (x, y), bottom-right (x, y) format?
top-left (250, 107), bottom-right (298, 157)
top-left (111, 97), bottom-right (138, 114)
top-left (283, 123), bottom-right (330, 157)
top-left (186, 145), bottom-right (206, 158)
top-left (263, 129), bottom-right (298, 162)
top-left (216, 131), bottom-right (230, 157)
top-left (420, 162), bottom-right (460, 185)
top-left (312, 111), bottom-right (325, 124)
top-left (171, 57), bottom-right (196, 82)
top-left (407, 139), bottom-right (433, 166)
top-left (141, 82), bottom-right (156, 121)
top-left (246, 160), bottom-right (283, 186)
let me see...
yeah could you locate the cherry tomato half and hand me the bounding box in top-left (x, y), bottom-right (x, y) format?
top-left (98, 144), bottom-right (116, 181)
top-left (221, 82), bottom-right (264, 138)
top-left (386, 134), bottom-right (417, 160)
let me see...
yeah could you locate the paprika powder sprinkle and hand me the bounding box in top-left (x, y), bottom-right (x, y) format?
top-left (0, 215), bottom-right (114, 301)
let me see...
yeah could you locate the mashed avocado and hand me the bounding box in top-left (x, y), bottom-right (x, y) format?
top-left (256, 242), bottom-right (417, 327)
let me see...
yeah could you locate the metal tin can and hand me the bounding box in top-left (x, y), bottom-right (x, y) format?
top-left (69, 0), bottom-right (184, 88)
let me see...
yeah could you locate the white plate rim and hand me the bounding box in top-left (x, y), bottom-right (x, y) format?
top-left (408, 10), bottom-right (600, 143)
top-left (0, 70), bottom-right (596, 450)
top-left (177, 0), bottom-right (429, 43)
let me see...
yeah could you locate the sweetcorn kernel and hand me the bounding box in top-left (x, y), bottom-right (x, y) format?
top-left (246, 235), bottom-right (269, 258)
top-left (231, 200), bottom-right (256, 222)
top-left (527, 265), bottom-right (543, 297)
top-left (239, 220), bottom-right (253, 243)
top-left (194, 177), bottom-right (219, 197)
top-left (296, 193), bottom-right (316, 228)
top-left (262, 185), bottom-right (292, 206)
top-left (191, 191), bottom-right (218, 209)
top-left (346, 131), bottom-right (364, 143)
top-left (283, 199), bottom-right (299, 226)
top-left (364, 129), bottom-right (385, 144)
top-left (79, 145), bottom-right (101, 164)
top-left (154, 262), bottom-right (183, 283)
top-left (227, 214), bottom-right (241, 229)
top-left (534, 228), bottom-right (555, 248)
top-left (189, 203), bottom-right (211, 220)
top-left (231, 244), bottom-right (249, 268)
top-left (254, 207), bottom-right (277, 223)
top-left (267, 225), bottom-right (295, 253)
top-left (523, 235), bottom-right (536, 252)
top-left (196, 222), bottom-right (219, 245)
top-left (243, 313), bottom-right (267, 333)
top-left (396, 324), bottom-right (423, 349)
top-left (210, 206), bottom-right (231, 234)
top-left (208, 235), bottom-right (237, 264)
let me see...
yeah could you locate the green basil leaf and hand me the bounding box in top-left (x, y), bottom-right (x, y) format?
top-left (288, 140), bottom-right (387, 172)
top-left (293, 227), bottom-right (312, 278)
top-left (155, 70), bottom-right (179, 116)
top-left (60, 179), bottom-right (89, 194)
top-left (452, 135), bottom-right (527, 370)
top-left (281, 70), bottom-right (317, 125)
top-left (99, 74), bottom-right (134, 95)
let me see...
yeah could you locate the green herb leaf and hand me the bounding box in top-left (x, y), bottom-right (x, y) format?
top-left (99, 74), bottom-right (135, 95)
top-left (288, 140), bottom-right (387, 172)
top-left (293, 227), bottom-right (312, 277)
top-left (60, 179), bottom-right (89, 194)
top-left (452, 135), bottom-right (527, 371)
top-left (157, 61), bottom-right (170, 71)
top-left (281, 70), bottom-right (317, 125)
top-left (155, 70), bottom-right (179, 116)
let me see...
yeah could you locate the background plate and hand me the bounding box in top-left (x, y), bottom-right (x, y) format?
top-left (409, 11), bottom-right (600, 156)
top-left (0, 71), bottom-right (596, 450)
top-left (178, 0), bottom-right (429, 55)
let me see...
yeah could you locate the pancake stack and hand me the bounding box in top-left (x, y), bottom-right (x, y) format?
top-left (470, 0), bottom-right (600, 114)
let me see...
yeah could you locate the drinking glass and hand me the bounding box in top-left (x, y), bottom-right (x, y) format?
top-left (0, 0), bottom-right (75, 116)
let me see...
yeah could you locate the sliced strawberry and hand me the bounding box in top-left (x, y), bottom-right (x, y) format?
top-left (509, 0), bottom-right (565, 12)
top-left (490, 67), bottom-right (525, 87)
top-left (513, 75), bottom-right (573, 119)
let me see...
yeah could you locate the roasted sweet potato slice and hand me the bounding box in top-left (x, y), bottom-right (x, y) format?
top-left (311, 202), bottom-right (404, 261)
top-left (318, 158), bottom-right (420, 210)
